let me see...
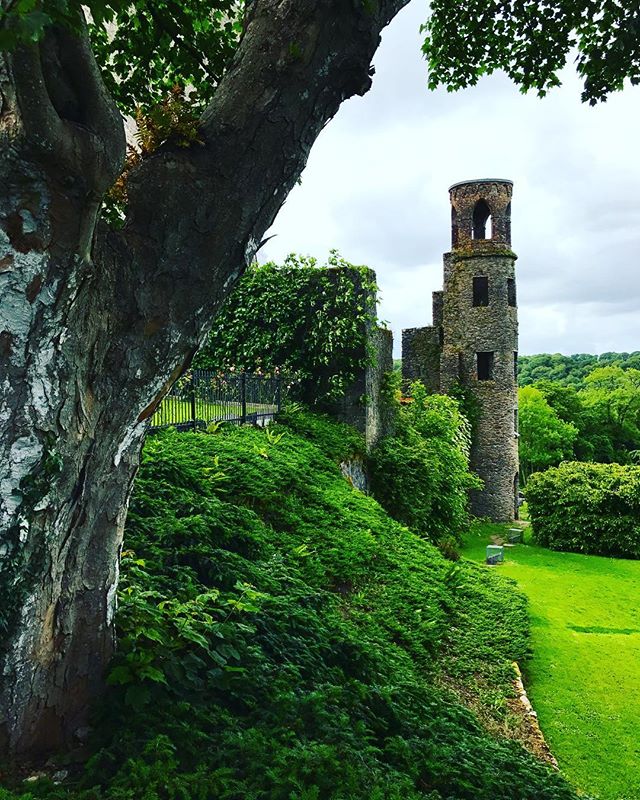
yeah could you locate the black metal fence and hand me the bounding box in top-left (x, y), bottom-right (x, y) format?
top-left (150, 371), bottom-right (283, 432)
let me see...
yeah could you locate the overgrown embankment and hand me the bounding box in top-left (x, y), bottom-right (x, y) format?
top-left (1, 411), bottom-right (578, 799)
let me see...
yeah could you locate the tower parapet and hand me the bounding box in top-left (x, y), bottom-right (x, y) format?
top-left (449, 179), bottom-right (513, 249)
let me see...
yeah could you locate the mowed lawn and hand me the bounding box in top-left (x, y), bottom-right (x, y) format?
top-left (462, 523), bottom-right (640, 800)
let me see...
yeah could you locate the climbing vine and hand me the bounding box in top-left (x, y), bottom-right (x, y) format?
top-left (195, 252), bottom-right (381, 405)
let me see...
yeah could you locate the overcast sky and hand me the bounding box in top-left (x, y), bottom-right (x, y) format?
top-left (260, 0), bottom-right (640, 358)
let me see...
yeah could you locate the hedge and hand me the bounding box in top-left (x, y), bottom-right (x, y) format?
top-left (527, 461), bottom-right (640, 558)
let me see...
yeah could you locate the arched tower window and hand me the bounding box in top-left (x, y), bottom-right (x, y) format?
top-left (472, 199), bottom-right (492, 240)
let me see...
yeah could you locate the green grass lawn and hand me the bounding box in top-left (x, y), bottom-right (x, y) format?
top-left (462, 523), bottom-right (640, 800)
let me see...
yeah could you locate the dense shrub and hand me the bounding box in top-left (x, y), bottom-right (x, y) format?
top-left (1, 412), bottom-right (579, 799)
top-left (370, 381), bottom-right (481, 544)
top-left (527, 461), bottom-right (640, 558)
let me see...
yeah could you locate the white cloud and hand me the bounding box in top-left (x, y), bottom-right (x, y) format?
top-left (260, 0), bottom-right (640, 358)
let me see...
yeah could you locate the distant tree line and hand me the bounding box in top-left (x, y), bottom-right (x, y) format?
top-left (518, 352), bottom-right (640, 387)
top-left (517, 354), bottom-right (640, 480)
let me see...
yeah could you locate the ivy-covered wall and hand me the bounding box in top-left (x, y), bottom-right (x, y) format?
top-left (195, 253), bottom-right (393, 447)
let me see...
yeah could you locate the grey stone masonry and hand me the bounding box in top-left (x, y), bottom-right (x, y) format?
top-left (402, 326), bottom-right (440, 392)
top-left (328, 267), bottom-right (394, 451)
top-left (402, 179), bottom-right (520, 521)
top-left (401, 291), bottom-right (444, 392)
top-left (333, 325), bottom-right (393, 450)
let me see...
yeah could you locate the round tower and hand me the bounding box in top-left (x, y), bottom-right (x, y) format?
top-left (440, 179), bottom-right (519, 521)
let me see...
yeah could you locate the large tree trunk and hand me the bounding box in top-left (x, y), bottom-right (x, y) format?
top-left (0, 0), bottom-right (410, 758)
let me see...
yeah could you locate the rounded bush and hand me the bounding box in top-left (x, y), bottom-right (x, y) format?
top-left (527, 462), bottom-right (640, 558)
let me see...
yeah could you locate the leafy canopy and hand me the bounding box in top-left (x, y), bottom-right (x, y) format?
top-left (5, 1), bottom-right (639, 116)
top-left (523, 361), bottom-right (640, 465)
top-left (518, 352), bottom-right (640, 387)
top-left (518, 385), bottom-right (578, 481)
top-left (0, 0), bottom-right (243, 112)
top-left (422, 0), bottom-right (640, 104)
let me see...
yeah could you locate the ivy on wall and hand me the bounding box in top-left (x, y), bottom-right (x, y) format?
top-left (195, 252), bottom-right (380, 404)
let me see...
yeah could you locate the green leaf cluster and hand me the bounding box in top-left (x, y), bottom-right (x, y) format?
top-left (1, 410), bottom-right (579, 799)
top-left (195, 253), bottom-right (380, 405)
top-left (422, 0), bottom-right (640, 105)
top-left (527, 461), bottom-right (640, 558)
top-left (370, 379), bottom-right (482, 545)
top-left (518, 352), bottom-right (640, 388)
top-left (518, 386), bottom-right (578, 482)
top-left (517, 356), bottom-right (640, 467)
top-left (0, 1), bottom-right (242, 113)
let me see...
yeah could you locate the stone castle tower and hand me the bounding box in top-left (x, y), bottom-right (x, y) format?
top-left (402, 179), bottom-right (519, 521)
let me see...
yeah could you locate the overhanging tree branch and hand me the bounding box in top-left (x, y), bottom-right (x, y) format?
top-left (123, 0), bottom-right (411, 319)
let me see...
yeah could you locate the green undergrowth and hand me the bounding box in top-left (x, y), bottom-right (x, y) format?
top-left (3, 410), bottom-right (579, 800)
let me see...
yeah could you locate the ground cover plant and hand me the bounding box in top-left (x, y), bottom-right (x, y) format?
top-left (526, 462), bottom-right (640, 558)
top-left (1, 411), bottom-right (578, 800)
top-left (463, 524), bottom-right (640, 800)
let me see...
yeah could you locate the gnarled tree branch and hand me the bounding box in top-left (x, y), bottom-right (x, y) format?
top-left (0, 0), bottom-right (411, 757)
top-left (4, 10), bottom-right (124, 195)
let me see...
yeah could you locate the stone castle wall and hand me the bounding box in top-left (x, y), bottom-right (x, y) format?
top-left (327, 268), bottom-right (394, 450)
top-left (366, 327), bottom-right (394, 448)
top-left (468, 385), bottom-right (519, 520)
top-left (332, 325), bottom-right (393, 450)
top-left (402, 326), bottom-right (441, 392)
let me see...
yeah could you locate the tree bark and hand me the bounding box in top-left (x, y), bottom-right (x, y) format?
top-left (0, 0), bottom-right (410, 757)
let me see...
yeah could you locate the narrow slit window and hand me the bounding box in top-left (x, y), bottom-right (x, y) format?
top-left (514, 351), bottom-right (518, 382)
top-left (507, 278), bottom-right (516, 306)
top-left (472, 276), bottom-right (489, 307)
top-left (477, 351), bottom-right (494, 381)
top-left (514, 408), bottom-right (519, 434)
